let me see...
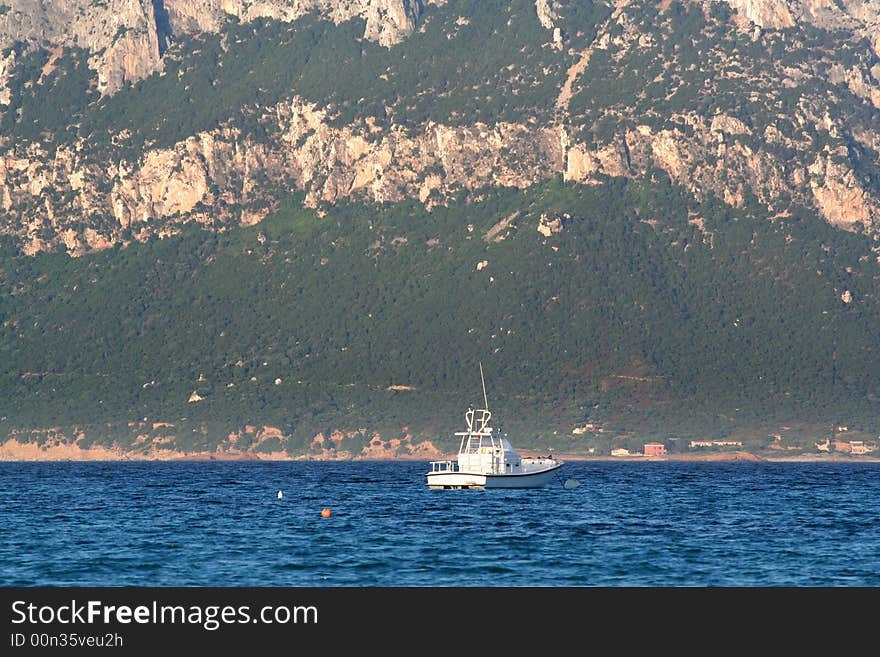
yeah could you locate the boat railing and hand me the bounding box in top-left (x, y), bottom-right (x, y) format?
top-left (522, 457), bottom-right (558, 465)
top-left (429, 460), bottom-right (458, 473)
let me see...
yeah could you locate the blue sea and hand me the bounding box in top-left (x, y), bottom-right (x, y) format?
top-left (1, 461), bottom-right (878, 586)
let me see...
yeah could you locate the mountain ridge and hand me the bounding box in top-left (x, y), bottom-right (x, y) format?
top-left (2, 1), bottom-right (880, 255)
top-left (4, 2), bottom-right (880, 458)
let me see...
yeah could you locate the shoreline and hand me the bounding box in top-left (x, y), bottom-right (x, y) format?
top-left (1, 449), bottom-right (878, 463)
top-left (2, 437), bottom-right (878, 463)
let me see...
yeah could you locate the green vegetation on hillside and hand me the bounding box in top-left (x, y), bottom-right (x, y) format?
top-left (2, 177), bottom-right (880, 453)
top-left (4, 0), bottom-right (874, 205)
top-left (2, 1), bottom-right (610, 155)
top-left (0, 45), bottom-right (97, 144)
top-left (2, 1), bottom-right (874, 159)
top-left (568, 1), bottom-right (877, 169)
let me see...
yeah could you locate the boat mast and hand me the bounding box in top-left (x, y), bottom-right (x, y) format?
top-left (479, 361), bottom-right (503, 472)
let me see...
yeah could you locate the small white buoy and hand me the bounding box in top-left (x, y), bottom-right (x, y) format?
top-left (564, 479), bottom-right (580, 489)
top-left (277, 490), bottom-right (283, 499)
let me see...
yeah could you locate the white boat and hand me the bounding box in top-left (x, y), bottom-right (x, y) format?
top-left (426, 364), bottom-right (563, 490)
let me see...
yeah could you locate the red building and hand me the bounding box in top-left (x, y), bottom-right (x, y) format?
top-left (644, 443), bottom-right (666, 456)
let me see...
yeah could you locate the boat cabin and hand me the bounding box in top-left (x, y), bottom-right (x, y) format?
top-left (429, 407), bottom-right (525, 476)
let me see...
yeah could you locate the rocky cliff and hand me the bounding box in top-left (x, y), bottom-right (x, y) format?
top-left (0, 0), bottom-right (427, 97)
top-left (1, 0), bottom-right (880, 254)
top-left (0, 97), bottom-right (564, 254)
top-left (0, 424), bottom-right (445, 461)
top-left (0, 0), bottom-right (162, 96)
top-left (726, 0), bottom-right (880, 39)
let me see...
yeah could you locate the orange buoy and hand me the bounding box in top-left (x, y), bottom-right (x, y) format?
top-left (320, 508), bottom-right (332, 518)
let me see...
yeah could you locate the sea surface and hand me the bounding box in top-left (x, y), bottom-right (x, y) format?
top-left (1, 461), bottom-right (878, 586)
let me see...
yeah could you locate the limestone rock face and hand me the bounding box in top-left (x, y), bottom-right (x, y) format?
top-left (829, 63), bottom-right (880, 109)
top-left (808, 153), bottom-right (873, 229)
top-left (5, 86), bottom-right (880, 254)
top-left (725, 0), bottom-right (796, 28)
top-left (0, 0), bottom-right (161, 96)
top-left (563, 115), bottom-right (880, 231)
top-left (362, 0), bottom-right (424, 46)
top-left (0, 1), bottom-right (425, 100)
top-left (0, 97), bottom-right (565, 254)
top-left (537, 213), bottom-right (564, 236)
top-left (535, 0), bottom-right (557, 30)
top-left (163, 0), bottom-right (425, 46)
top-left (723, 0), bottom-right (880, 50)
top-left (2, 0), bottom-right (880, 253)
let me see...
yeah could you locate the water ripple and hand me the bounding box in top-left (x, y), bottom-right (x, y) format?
top-left (1, 461), bottom-right (879, 586)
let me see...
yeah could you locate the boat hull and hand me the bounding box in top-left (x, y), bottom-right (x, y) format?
top-left (426, 463), bottom-right (562, 490)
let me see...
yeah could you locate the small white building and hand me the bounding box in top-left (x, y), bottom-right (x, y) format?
top-left (690, 440), bottom-right (743, 448)
top-left (850, 441), bottom-right (877, 455)
top-left (572, 423), bottom-right (597, 435)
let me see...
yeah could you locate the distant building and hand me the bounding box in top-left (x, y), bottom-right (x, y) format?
top-left (850, 441), bottom-right (877, 455)
top-left (611, 448), bottom-right (631, 457)
top-left (572, 424), bottom-right (597, 435)
top-left (690, 440), bottom-right (743, 448)
top-left (644, 443), bottom-right (666, 456)
top-left (815, 439), bottom-right (831, 452)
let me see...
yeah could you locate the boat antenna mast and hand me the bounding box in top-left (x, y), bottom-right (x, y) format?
top-left (479, 361), bottom-right (489, 411)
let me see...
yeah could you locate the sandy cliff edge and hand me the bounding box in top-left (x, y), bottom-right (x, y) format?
top-left (2, 439), bottom-right (877, 462)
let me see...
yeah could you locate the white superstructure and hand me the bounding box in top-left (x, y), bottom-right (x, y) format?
top-left (426, 364), bottom-right (562, 489)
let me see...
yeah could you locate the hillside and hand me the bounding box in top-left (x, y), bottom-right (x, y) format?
top-left (2, 1), bottom-right (880, 254)
top-left (2, 1), bottom-right (880, 458)
top-left (3, 178), bottom-right (880, 458)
